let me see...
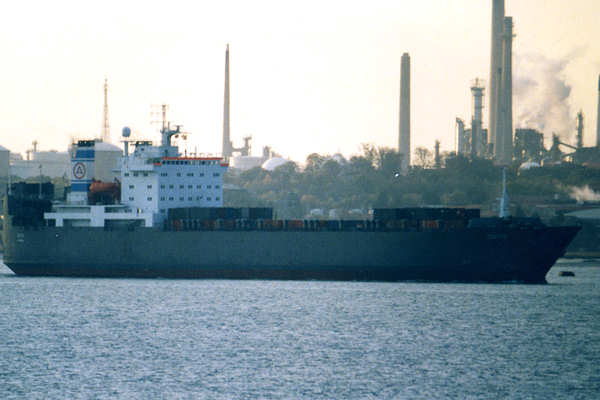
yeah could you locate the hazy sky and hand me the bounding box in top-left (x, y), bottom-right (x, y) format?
top-left (2, 0), bottom-right (599, 163)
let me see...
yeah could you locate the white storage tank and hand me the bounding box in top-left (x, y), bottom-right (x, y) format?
top-left (93, 141), bottom-right (122, 182)
top-left (230, 156), bottom-right (265, 171)
top-left (262, 157), bottom-right (290, 171)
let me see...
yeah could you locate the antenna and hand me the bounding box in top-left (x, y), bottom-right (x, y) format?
top-left (151, 104), bottom-right (170, 132)
top-left (102, 78), bottom-right (110, 142)
top-left (499, 167), bottom-right (510, 218)
top-left (223, 44), bottom-right (232, 159)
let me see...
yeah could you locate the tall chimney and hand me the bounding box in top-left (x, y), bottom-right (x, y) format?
top-left (489, 0), bottom-right (505, 159)
top-left (399, 52), bottom-right (411, 172)
top-left (597, 75), bottom-right (600, 147)
top-left (498, 16), bottom-right (514, 165)
top-left (222, 44), bottom-right (232, 159)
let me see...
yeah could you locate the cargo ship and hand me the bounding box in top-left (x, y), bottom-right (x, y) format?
top-left (2, 124), bottom-right (580, 283)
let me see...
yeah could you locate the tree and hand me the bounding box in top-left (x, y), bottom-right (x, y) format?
top-left (413, 147), bottom-right (433, 169)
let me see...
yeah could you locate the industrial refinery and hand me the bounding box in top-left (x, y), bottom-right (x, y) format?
top-left (1, 0), bottom-right (598, 186)
top-left (449, 0), bottom-right (600, 169)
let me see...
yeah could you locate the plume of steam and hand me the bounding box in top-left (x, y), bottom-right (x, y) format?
top-left (569, 185), bottom-right (600, 203)
top-left (513, 53), bottom-right (575, 143)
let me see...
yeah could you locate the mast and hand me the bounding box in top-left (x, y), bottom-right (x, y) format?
top-left (102, 78), bottom-right (110, 143)
top-left (499, 167), bottom-right (510, 218)
top-left (222, 44), bottom-right (232, 159)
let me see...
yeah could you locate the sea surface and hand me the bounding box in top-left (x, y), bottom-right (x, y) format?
top-left (1, 260), bottom-right (599, 399)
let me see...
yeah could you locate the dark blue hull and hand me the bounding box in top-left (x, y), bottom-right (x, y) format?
top-left (2, 222), bottom-right (580, 283)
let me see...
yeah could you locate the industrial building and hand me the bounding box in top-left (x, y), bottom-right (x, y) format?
top-left (10, 146), bottom-right (70, 179)
top-left (513, 129), bottom-right (544, 164)
top-left (456, 79), bottom-right (489, 158)
top-left (0, 145), bottom-right (9, 180)
top-left (4, 139), bottom-right (121, 181)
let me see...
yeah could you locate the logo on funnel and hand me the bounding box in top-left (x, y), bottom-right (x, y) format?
top-left (73, 162), bottom-right (86, 180)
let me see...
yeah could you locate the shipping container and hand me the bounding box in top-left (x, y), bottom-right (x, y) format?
top-left (285, 220), bottom-right (304, 230)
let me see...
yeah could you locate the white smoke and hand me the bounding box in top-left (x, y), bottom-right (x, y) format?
top-left (569, 185), bottom-right (600, 203)
top-left (513, 53), bottom-right (576, 143)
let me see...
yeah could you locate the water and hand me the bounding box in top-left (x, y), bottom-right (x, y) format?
top-left (1, 261), bottom-right (599, 399)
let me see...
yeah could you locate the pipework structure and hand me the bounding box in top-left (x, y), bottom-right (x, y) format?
top-left (471, 79), bottom-right (485, 158)
top-left (399, 52), bottom-right (411, 173)
top-left (456, 118), bottom-right (466, 154)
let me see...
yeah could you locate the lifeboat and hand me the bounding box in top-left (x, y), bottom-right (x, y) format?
top-left (88, 179), bottom-right (121, 204)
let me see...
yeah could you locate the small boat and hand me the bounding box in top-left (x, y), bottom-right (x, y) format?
top-left (558, 270), bottom-right (575, 277)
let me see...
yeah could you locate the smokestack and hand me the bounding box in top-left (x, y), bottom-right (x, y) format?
top-left (577, 110), bottom-right (584, 149)
top-left (222, 44), bottom-right (232, 159)
top-left (497, 16), bottom-right (514, 165)
top-left (471, 79), bottom-right (485, 157)
top-left (399, 52), bottom-right (411, 172)
top-left (489, 0), bottom-right (505, 159)
top-left (597, 75), bottom-right (600, 147)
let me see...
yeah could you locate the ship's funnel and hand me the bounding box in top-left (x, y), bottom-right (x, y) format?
top-left (68, 140), bottom-right (96, 205)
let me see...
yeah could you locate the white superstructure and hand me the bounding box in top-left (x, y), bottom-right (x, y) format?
top-left (121, 142), bottom-right (227, 221)
top-left (45, 123), bottom-right (228, 228)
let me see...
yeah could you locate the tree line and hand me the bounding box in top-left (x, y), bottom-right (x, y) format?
top-left (224, 145), bottom-right (600, 219)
